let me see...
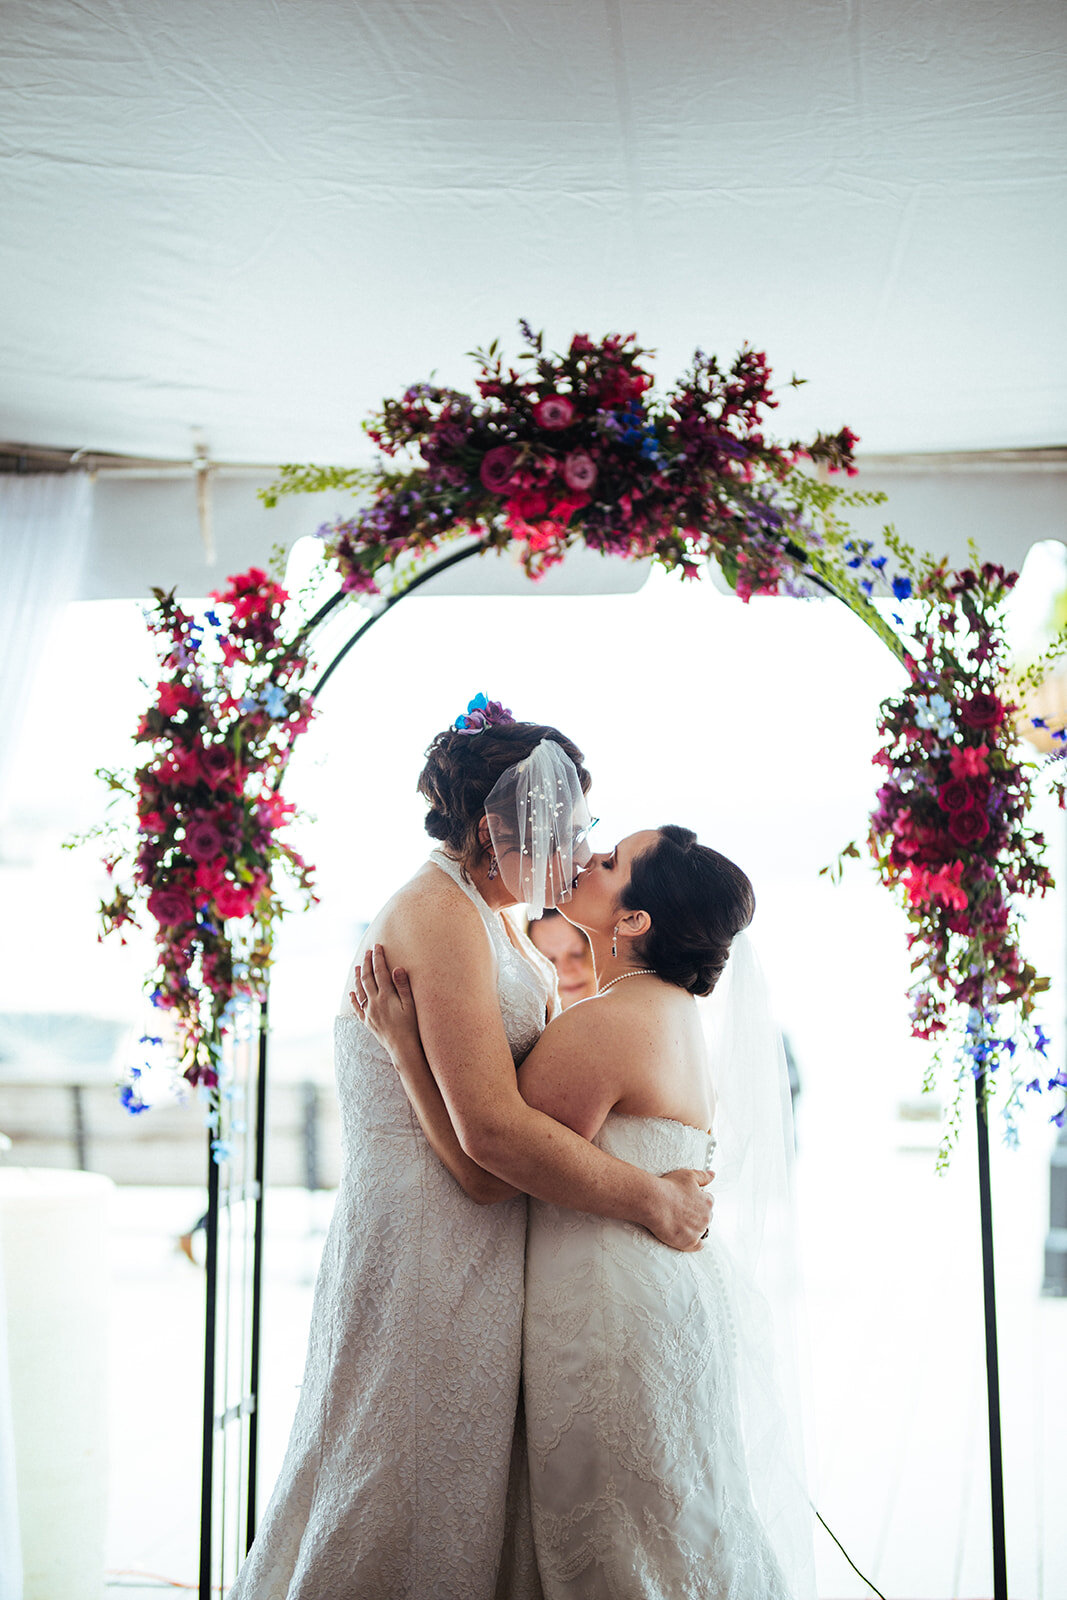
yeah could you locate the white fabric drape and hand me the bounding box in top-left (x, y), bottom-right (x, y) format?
top-left (0, 473), bottom-right (92, 818)
top-left (0, 1226), bottom-right (21, 1600)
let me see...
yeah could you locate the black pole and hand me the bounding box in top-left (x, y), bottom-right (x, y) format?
top-left (199, 1124), bottom-right (221, 1600)
top-left (245, 994), bottom-right (270, 1550)
top-left (313, 541), bottom-right (486, 696)
top-left (974, 1071), bottom-right (1008, 1599)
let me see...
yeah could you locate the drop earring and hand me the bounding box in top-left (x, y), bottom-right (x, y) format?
top-left (612, 926), bottom-right (618, 959)
top-left (487, 853), bottom-right (499, 881)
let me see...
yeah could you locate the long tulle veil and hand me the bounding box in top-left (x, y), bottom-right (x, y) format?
top-left (702, 931), bottom-right (817, 1598)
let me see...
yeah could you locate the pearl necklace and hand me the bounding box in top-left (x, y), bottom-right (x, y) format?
top-left (598, 968), bottom-right (658, 995)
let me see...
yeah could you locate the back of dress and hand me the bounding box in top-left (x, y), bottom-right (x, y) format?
top-left (524, 1113), bottom-right (800, 1600)
top-left (229, 851), bottom-right (554, 1600)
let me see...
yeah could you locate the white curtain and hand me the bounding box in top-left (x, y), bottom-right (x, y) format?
top-left (0, 473), bottom-right (92, 820)
top-left (0, 1226), bottom-right (21, 1600)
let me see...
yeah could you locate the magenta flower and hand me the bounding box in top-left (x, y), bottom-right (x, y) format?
top-left (147, 884), bottom-right (195, 928)
top-left (563, 450), bottom-right (597, 492)
top-left (185, 820), bottom-right (225, 863)
top-left (479, 446), bottom-right (521, 494)
top-left (200, 744), bottom-right (234, 788)
top-left (533, 395), bottom-right (575, 430)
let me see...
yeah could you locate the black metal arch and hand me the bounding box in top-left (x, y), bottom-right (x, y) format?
top-left (198, 539), bottom-right (1008, 1600)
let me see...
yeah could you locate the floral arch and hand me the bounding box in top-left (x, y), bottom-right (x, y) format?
top-left (89, 324), bottom-right (1067, 1598)
top-left (97, 325), bottom-right (1066, 1152)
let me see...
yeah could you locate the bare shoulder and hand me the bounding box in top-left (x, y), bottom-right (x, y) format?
top-left (365, 858), bottom-right (494, 976)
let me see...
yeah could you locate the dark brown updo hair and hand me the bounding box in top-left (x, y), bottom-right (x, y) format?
top-left (621, 825), bottom-right (755, 997)
top-left (418, 721), bottom-right (591, 868)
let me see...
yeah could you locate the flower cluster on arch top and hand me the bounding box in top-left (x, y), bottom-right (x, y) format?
top-left (94, 326), bottom-right (1066, 1155)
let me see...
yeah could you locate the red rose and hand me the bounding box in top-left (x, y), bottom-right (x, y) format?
top-left (479, 446), bottom-right (521, 494)
top-left (562, 450), bottom-right (597, 492)
top-left (938, 779), bottom-right (974, 813)
top-left (533, 395), bottom-right (575, 430)
top-left (948, 807), bottom-right (991, 846)
top-left (959, 693), bottom-right (1005, 730)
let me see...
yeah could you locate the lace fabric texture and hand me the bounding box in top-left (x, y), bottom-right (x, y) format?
top-left (228, 850), bottom-right (553, 1600)
top-left (524, 1114), bottom-right (796, 1600)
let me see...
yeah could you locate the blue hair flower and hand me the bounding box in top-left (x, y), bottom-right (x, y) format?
top-left (454, 693), bottom-right (514, 734)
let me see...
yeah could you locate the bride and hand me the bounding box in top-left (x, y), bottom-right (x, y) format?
top-left (227, 701), bottom-right (714, 1600)
top-left (357, 824), bottom-right (814, 1596)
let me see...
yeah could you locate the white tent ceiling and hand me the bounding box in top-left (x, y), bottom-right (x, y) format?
top-left (2, 0), bottom-right (1066, 593)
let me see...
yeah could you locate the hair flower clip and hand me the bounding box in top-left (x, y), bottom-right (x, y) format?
top-left (453, 692), bottom-right (515, 735)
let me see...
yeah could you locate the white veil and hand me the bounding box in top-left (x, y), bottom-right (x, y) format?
top-left (702, 931), bottom-right (817, 1598)
top-left (484, 737), bottom-right (594, 919)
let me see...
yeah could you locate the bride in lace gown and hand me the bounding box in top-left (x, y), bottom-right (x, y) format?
top-left (228, 714), bottom-right (714, 1600)
top-left (357, 824), bottom-right (814, 1598)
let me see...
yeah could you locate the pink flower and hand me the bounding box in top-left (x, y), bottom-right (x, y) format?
top-left (194, 858), bottom-right (226, 892)
top-left (533, 395), bottom-right (575, 430)
top-left (214, 882), bottom-right (257, 920)
top-left (157, 680), bottom-right (199, 719)
top-left (904, 861), bottom-right (968, 912)
top-left (506, 489), bottom-right (550, 521)
top-left (950, 744), bottom-right (990, 779)
top-left (479, 446), bottom-right (521, 494)
top-left (562, 450), bottom-right (597, 492)
top-left (147, 884), bottom-right (195, 928)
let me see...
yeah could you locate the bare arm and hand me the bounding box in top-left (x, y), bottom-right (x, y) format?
top-left (358, 886), bottom-right (712, 1250)
top-left (355, 946), bottom-right (517, 1206)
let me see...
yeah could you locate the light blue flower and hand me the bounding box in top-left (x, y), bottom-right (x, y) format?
top-left (262, 683), bottom-right (289, 719)
top-left (914, 694), bottom-right (955, 739)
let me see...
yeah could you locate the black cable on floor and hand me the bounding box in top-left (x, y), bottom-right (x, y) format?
top-left (813, 1505), bottom-right (889, 1600)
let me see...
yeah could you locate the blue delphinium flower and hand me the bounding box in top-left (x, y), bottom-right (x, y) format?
top-left (892, 575), bottom-right (912, 601)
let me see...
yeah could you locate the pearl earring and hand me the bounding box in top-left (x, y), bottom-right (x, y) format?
top-left (612, 926), bottom-right (618, 959)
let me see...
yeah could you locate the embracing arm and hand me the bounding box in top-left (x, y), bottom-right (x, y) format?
top-left (357, 949), bottom-right (517, 1205)
top-left (361, 888), bottom-right (712, 1249)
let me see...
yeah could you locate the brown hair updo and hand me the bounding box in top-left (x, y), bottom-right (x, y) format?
top-left (418, 721), bottom-right (591, 868)
top-left (621, 825), bottom-right (755, 997)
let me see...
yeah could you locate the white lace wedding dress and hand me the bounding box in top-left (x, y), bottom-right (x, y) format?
top-left (227, 850), bottom-right (555, 1600)
top-left (524, 1114), bottom-right (795, 1600)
